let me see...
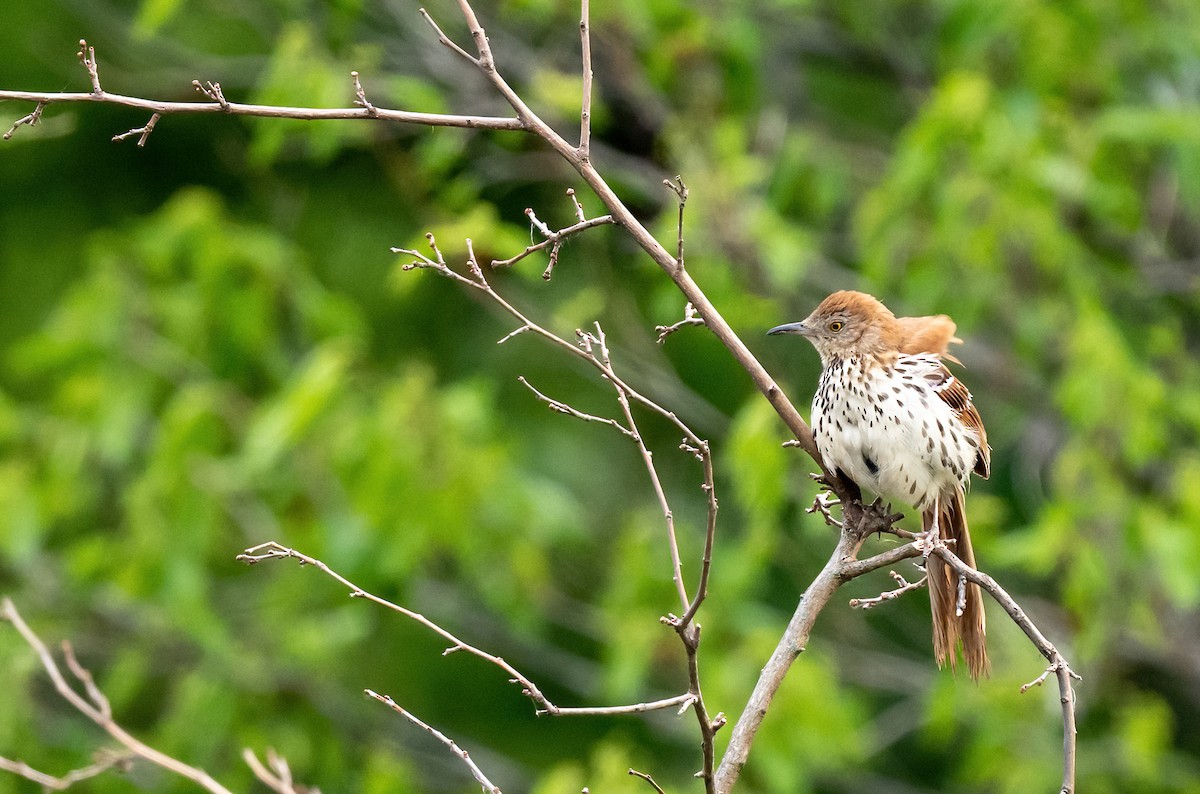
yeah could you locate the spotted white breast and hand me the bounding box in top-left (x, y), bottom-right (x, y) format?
top-left (811, 353), bottom-right (983, 511)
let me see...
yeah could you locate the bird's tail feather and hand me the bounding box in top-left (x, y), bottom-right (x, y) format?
top-left (925, 491), bottom-right (989, 680)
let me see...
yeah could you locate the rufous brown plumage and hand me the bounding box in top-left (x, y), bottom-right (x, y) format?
top-left (770, 290), bottom-right (991, 678)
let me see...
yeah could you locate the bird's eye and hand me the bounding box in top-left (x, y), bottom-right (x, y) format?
top-left (828, 321), bottom-right (844, 333)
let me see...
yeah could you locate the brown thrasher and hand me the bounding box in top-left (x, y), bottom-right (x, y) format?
top-left (769, 290), bottom-right (991, 678)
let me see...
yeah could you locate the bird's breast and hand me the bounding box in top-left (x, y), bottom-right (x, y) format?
top-left (812, 356), bottom-right (977, 509)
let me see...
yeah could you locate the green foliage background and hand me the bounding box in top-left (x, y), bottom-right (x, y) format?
top-left (2, 0), bottom-right (1199, 791)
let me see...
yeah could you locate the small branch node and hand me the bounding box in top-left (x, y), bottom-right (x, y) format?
top-left (3, 102), bottom-right (45, 140)
top-left (350, 70), bottom-right (377, 116)
top-left (497, 324), bottom-right (532, 345)
top-left (566, 187), bottom-right (586, 222)
top-left (111, 112), bottom-right (160, 147)
top-left (655, 302), bottom-right (704, 343)
top-left (192, 80), bottom-right (230, 110)
top-left (849, 572), bottom-right (927, 609)
top-left (77, 40), bottom-right (102, 94)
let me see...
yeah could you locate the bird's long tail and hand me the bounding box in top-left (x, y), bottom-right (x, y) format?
top-left (925, 491), bottom-right (989, 679)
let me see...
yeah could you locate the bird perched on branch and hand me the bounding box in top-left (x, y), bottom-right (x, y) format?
top-left (769, 290), bottom-right (991, 679)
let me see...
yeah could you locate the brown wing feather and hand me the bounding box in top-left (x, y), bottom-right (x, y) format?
top-left (924, 363), bottom-right (990, 479)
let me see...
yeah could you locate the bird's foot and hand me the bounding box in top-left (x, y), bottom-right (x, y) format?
top-left (842, 497), bottom-right (904, 539)
top-left (915, 528), bottom-right (939, 557)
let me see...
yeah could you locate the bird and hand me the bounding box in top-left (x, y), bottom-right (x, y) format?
top-left (769, 290), bottom-right (991, 678)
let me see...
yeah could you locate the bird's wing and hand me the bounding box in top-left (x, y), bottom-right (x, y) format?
top-left (916, 357), bottom-right (991, 479)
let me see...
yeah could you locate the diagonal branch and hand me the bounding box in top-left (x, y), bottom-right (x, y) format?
top-left (236, 542), bottom-right (694, 720)
top-left (0, 598), bottom-right (235, 794)
top-left (928, 546), bottom-right (1081, 793)
top-left (365, 691), bottom-right (501, 794)
top-left (0, 751), bottom-right (134, 791)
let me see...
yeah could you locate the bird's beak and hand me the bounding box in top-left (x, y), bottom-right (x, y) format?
top-left (767, 320), bottom-right (812, 337)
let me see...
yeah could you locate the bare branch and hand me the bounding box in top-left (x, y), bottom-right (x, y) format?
top-left (237, 542), bottom-right (557, 712)
top-left (402, 232), bottom-right (723, 790)
top-left (578, 0), bottom-right (593, 161)
top-left (0, 751), bottom-right (134, 791)
top-left (238, 541), bottom-right (688, 721)
top-left (550, 693), bottom-right (696, 717)
top-left (628, 768), bottom-right (667, 794)
top-left (0, 87), bottom-right (526, 130)
top-left (849, 570), bottom-right (927, 610)
top-left (805, 490), bottom-right (843, 528)
top-left (518, 375), bottom-right (636, 438)
top-left (111, 112), bottom-right (159, 146)
top-left (927, 546), bottom-right (1081, 793)
top-left (2, 101), bottom-right (44, 140)
top-left (61, 640), bottom-right (112, 719)
top-left (837, 541), bottom-right (921, 580)
top-left (496, 324), bottom-right (532, 345)
top-left (192, 80), bottom-right (230, 110)
top-left (663, 176), bottom-right (688, 270)
top-left (418, 8), bottom-right (480, 65)
top-left (0, 598), bottom-right (234, 794)
top-left (350, 71), bottom-right (377, 116)
top-left (490, 209), bottom-right (615, 275)
top-left (655, 302), bottom-right (705, 344)
top-left (567, 187), bottom-right (586, 222)
top-left (76, 40), bottom-right (101, 94)
top-left (715, 529), bottom-right (868, 792)
top-left (365, 690), bottom-right (502, 794)
top-left (242, 748), bottom-right (320, 794)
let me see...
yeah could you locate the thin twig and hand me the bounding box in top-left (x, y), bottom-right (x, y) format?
top-left (0, 598), bottom-right (235, 794)
top-left (849, 571), bottom-right (927, 609)
top-left (663, 176), bottom-right (688, 270)
top-left (77, 40), bottom-right (101, 94)
top-left (238, 542), bottom-right (690, 720)
top-left (0, 89), bottom-right (525, 131)
top-left (490, 213), bottom-right (614, 270)
top-left (518, 375), bottom-right (636, 438)
top-left (237, 542), bottom-right (555, 712)
top-left (628, 768), bottom-right (667, 794)
top-left (2, 101), bottom-right (44, 139)
top-left (350, 71), bottom-right (377, 116)
top-left (111, 112), bottom-right (159, 146)
top-left (578, 0), bottom-right (593, 161)
top-left (192, 80), bottom-right (230, 110)
top-left (0, 751), bottom-right (134, 791)
top-left (655, 302), bottom-right (705, 343)
top-left (418, 8), bottom-right (480, 65)
top-left (400, 226), bottom-right (723, 790)
top-left (926, 546), bottom-right (1081, 793)
top-left (242, 748), bottom-right (318, 794)
top-left (365, 690), bottom-right (502, 794)
top-left (550, 693), bottom-right (696, 716)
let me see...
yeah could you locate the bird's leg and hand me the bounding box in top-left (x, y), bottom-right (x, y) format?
top-left (916, 502), bottom-right (941, 557)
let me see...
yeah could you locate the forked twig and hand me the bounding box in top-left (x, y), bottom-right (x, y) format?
top-left (0, 598), bottom-right (234, 794)
top-left (848, 570), bottom-right (928, 609)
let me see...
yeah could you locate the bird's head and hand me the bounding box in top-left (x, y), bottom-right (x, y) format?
top-left (768, 290), bottom-right (900, 363)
